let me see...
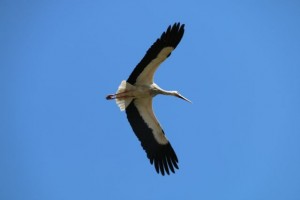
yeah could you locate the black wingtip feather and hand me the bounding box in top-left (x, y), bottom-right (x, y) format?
top-left (151, 142), bottom-right (179, 175)
top-left (162, 156), bottom-right (170, 175)
top-left (159, 159), bottom-right (165, 176)
top-left (167, 156), bottom-right (175, 173)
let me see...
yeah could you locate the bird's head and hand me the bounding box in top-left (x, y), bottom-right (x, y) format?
top-left (173, 91), bottom-right (192, 103)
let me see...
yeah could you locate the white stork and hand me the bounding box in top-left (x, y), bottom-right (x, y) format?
top-left (106, 23), bottom-right (191, 175)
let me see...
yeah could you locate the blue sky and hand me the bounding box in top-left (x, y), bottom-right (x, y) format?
top-left (1, 1), bottom-right (300, 199)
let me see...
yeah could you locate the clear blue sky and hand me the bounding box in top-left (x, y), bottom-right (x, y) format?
top-left (1, 1), bottom-right (300, 200)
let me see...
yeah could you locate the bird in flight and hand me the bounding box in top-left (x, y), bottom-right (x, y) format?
top-left (106, 23), bottom-right (191, 175)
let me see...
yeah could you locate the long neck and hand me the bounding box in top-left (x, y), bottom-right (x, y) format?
top-left (152, 83), bottom-right (177, 96)
top-left (159, 89), bottom-right (177, 96)
top-left (153, 84), bottom-right (192, 103)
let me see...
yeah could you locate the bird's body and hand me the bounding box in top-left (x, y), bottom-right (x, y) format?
top-left (106, 23), bottom-right (190, 175)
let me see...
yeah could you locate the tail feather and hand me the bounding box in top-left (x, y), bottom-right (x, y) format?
top-left (115, 80), bottom-right (134, 111)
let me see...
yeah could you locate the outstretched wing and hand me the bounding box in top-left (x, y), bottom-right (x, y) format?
top-left (127, 23), bottom-right (185, 85)
top-left (125, 98), bottom-right (179, 175)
